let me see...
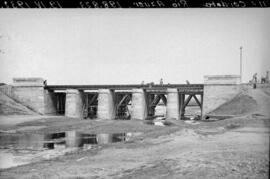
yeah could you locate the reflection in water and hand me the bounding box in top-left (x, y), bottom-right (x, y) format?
top-left (0, 131), bottom-right (141, 169)
top-left (41, 132), bottom-right (138, 149)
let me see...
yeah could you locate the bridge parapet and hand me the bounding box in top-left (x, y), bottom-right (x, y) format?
top-left (204, 75), bottom-right (241, 85)
top-left (11, 78), bottom-right (49, 114)
top-left (13, 77), bottom-right (45, 87)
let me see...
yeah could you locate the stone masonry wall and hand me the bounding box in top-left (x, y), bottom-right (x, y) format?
top-left (202, 75), bottom-right (242, 116)
top-left (0, 85), bottom-right (13, 97)
top-left (9, 78), bottom-right (57, 115)
top-left (202, 84), bottom-right (241, 115)
top-left (12, 86), bottom-right (45, 114)
top-left (44, 90), bottom-right (57, 115)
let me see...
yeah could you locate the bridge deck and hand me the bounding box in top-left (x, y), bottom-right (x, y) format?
top-left (45, 84), bottom-right (204, 92)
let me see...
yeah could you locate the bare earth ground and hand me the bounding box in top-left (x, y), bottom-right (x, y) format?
top-left (0, 88), bottom-right (269, 179)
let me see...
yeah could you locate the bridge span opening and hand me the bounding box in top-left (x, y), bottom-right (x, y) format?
top-left (55, 92), bottom-right (66, 115)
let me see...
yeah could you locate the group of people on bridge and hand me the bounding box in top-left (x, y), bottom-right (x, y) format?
top-left (252, 71), bottom-right (269, 89)
top-left (141, 78), bottom-right (165, 87)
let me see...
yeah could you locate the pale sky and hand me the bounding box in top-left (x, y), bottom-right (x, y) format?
top-left (0, 9), bottom-right (269, 85)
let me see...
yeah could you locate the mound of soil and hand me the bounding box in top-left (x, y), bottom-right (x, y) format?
top-left (0, 91), bottom-right (36, 115)
top-left (209, 94), bottom-right (257, 116)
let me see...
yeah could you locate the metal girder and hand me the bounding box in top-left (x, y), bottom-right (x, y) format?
top-left (45, 84), bottom-right (204, 91)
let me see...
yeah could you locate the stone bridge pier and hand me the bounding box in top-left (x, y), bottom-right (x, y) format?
top-left (131, 89), bottom-right (147, 120)
top-left (97, 89), bottom-right (115, 120)
top-left (62, 88), bottom-right (192, 120)
top-left (65, 89), bottom-right (84, 118)
top-left (166, 88), bottom-right (180, 119)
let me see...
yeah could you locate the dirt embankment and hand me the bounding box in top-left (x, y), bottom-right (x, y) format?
top-left (0, 86), bottom-right (269, 179)
top-left (209, 87), bottom-right (270, 117)
top-left (0, 91), bottom-right (36, 115)
top-left (210, 94), bottom-right (257, 116)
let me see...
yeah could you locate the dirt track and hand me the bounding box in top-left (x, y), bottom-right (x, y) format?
top-left (0, 115), bottom-right (268, 179)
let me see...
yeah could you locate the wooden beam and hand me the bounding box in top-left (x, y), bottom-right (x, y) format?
top-left (183, 95), bottom-right (193, 108)
top-left (117, 94), bottom-right (129, 108)
top-left (180, 94), bottom-right (185, 118)
top-left (88, 94), bottom-right (98, 105)
top-left (200, 94), bottom-right (204, 120)
top-left (193, 95), bottom-right (202, 108)
top-left (160, 94), bottom-right (167, 105)
top-left (151, 95), bottom-right (161, 106)
top-left (126, 94), bottom-right (132, 105)
top-left (85, 94), bottom-right (89, 109)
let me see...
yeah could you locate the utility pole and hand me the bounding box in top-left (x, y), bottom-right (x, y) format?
top-left (240, 46), bottom-right (243, 83)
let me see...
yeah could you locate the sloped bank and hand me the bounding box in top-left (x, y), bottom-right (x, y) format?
top-left (0, 91), bottom-right (36, 115)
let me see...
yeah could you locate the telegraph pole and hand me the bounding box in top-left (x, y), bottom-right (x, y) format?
top-left (240, 46), bottom-right (243, 83)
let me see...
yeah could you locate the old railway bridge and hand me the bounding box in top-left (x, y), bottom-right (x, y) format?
top-left (46, 83), bottom-right (203, 120)
top-left (1, 75), bottom-right (241, 120)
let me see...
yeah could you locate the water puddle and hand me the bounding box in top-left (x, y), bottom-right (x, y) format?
top-left (184, 120), bottom-right (200, 125)
top-left (0, 131), bottom-right (141, 169)
top-left (144, 119), bottom-right (174, 126)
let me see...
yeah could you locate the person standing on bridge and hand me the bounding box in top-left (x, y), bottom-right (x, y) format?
top-left (43, 80), bottom-right (47, 86)
top-left (252, 73), bottom-right (257, 89)
top-left (160, 78), bottom-right (163, 85)
top-left (266, 71), bottom-right (269, 83)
